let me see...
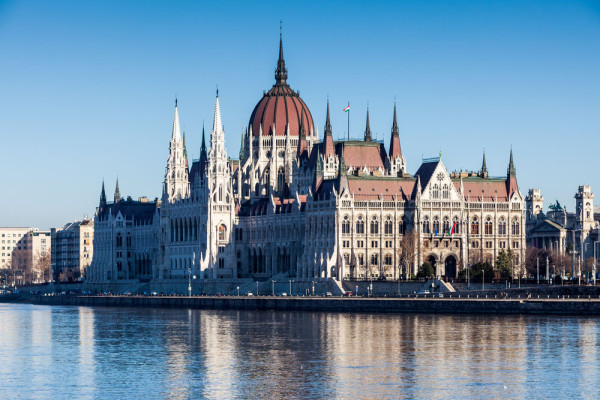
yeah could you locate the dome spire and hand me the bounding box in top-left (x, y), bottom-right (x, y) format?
top-left (275, 21), bottom-right (288, 86)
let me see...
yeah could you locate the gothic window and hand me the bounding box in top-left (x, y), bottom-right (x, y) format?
top-left (342, 216), bottom-right (350, 235)
top-left (433, 217), bottom-right (440, 235)
top-left (370, 217), bottom-right (379, 235)
top-left (384, 216), bottom-right (393, 235)
top-left (485, 217), bottom-right (493, 235)
top-left (498, 218), bottom-right (506, 235)
top-left (443, 216), bottom-right (450, 233)
top-left (423, 217), bottom-right (430, 234)
top-left (255, 183), bottom-right (260, 195)
top-left (399, 218), bottom-right (405, 235)
top-left (277, 167), bottom-right (285, 192)
top-left (370, 254), bottom-right (379, 266)
top-left (356, 216), bottom-right (365, 234)
top-left (384, 254), bottom-right (392, 265)
top-left (432, 184), bottom-right (439, 199)
top-left (219, 185), bottom-right (223, 202)
top-left (218, 225), bottom-right (226, 241)
top-left (512, 219), bottom-right (520, 235)
top-left (452, 216), bottom-right (460, 234)
top-left (116, 233), bottom-right (123, 247)
top-left (471, 217), bottom-right (479, 235)
top-left (358, 254), bottom-right (364, 265)
top-left (442, 184), bottom-right (449, 199)
top-left (344, 254), bottom-right (350, 265)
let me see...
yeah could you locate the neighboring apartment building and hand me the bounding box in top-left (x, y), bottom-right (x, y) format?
top-left (0, 227), bottom-right (51, 284)
top-left (51, 219), bottom-right (94, 282)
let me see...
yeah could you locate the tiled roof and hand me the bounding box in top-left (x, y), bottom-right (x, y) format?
top-left (347, 176), bottom-right (416, 201)
top-left (414, 159), bottom-right (439, 191)
top-left (454, 177), bottom-right (509, 202)
top-left (336, 141), bottom-right (386, 171)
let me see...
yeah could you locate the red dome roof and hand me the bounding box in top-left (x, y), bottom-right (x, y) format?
top-left (248, 36), bottom-right (314, 137)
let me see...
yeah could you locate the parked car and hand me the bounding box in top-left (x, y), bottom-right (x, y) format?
top-left (325, 292), bottom-right (332, 297)
top-left (417, 290), bottom-right (430, 295)
top-left (246, 292), bottom-right (254, 296)
top-left (344, 291), bottom-right (353, 297)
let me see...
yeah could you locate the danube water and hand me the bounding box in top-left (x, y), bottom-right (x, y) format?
top-left (1, 304), bottom-right (599, 399)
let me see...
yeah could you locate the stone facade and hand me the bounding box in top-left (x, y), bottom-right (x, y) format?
top-left (88, 36), bottom-right (527, 284)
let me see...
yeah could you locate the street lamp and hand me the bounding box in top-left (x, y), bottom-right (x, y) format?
top-left (256, 281), bottom-right (259, 296)
top-left (188, 267), bottom-right (192, 297)
top-left (311, 281), bottom-right (315, 296)
top-left (272, 280), bottom-right (275, 296)
top-left (237, 286), bottom-right (240, 296)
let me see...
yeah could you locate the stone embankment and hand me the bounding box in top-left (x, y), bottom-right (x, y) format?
top-left (2, 293), bottom-right (600, 316)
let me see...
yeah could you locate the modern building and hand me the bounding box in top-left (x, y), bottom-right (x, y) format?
top-left (0, 227), bottom-right (51, 284)
top-left (87, 35), bottom-right (526, 284)
top-left (51, 219), bottom-right (94, 282)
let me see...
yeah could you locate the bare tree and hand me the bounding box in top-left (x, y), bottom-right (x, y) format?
top-left (397, 232), bottom-right (417, 278)
top-left (11, 252), bottom-right (28, 286)
top-left (35, 251), bottom-right (51, 283)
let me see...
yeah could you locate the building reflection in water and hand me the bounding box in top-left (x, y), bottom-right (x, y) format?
top-left (1, 304), bottom-right (600, 399)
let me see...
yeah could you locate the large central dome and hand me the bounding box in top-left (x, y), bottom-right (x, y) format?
top-left (248, 35), bottom-right (314, 137)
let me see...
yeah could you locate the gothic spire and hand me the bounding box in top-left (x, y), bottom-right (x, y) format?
top-left (239, 128), bottom-right (246, 160)
top-left (114, 178), bottom-right (121, 203)
top-left (275, 23), bottom-right (288, 86)
top-left (171, 99), bottom-right (181, 142)
top-left (389, 103), bottom-right (402, 159)
top-left (481, 150), bottom-right (488, 178)
top-left (200, 123), bottom-right (207, 160)
top-left (364, 108), bottom-right (372, 142)
top-left (182, 131), bottom-right (188, 167)
top-left (508, 148), bottom-right (516, 177)
top-left (323, 100), bottom-right (335, 158)
top-left (100, 180), bottom-right (107, 208)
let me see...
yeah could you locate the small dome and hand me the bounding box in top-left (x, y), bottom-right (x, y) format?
top-left (248, 36), bottom-right (314, 137)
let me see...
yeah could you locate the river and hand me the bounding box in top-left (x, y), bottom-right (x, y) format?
top-left (0, 303), bottom-right (598, 399)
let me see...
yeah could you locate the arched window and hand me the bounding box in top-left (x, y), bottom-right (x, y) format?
top-left (218, 185), bottom-right (223, 202)
top-left (371, 254), bottom-right (379, 265)
top-left (512, 219), bottom-right (520, 235)
top-left (384, 254), bottom-right (393, 265)
top-left (356, 216), bottom-right (365, 234)
top-left (218, 224), bottom-right (226, 241)
top-left (498, 218), bottom-right (506, 235)
top-left (452, 216), bottom-right (460, 235)
top-left (442, 184), bottom-right (449, 199)
top-left (370, 217), bottom-right (379, 234)
top-left (442, 216), bottom-right (450, 233)
top-left (277, 167), bottom-right (285, 192)
top-left (432, 184), bottom-right (439, 199)
top-left (116, 233), bottom-right (123, 247)
top-left (485, 217), bottom-right (493, 235)
top-left (342, 216), bottom-right (351, 234)
top-left (384, 216), bottom-right (393, 235)
top-left (423, 216), bottom-right (430, 234)
top-left (399, 218), bottom-right (405, 235)
top-left (433, 217), bottom-right (440, 235)
top-left (471, 217), bottom-right (479, 235)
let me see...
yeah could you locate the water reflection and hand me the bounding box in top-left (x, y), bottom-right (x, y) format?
top-left (0, 304), bottom-right (599, 399)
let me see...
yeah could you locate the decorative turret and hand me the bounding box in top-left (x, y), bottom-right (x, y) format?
top-left (323, 100), bottom-right (335, 158)
top-left (275, 25), bottom-right (288, 86)
top-left (99, 180), bottom-right (107, 214)
top-left (163, 99), bottom-right (190, 202)
top-left (297, 111), bottom-right (308, 159)
top-left (182, 132), bottom-right (188, 168)
top-left (480, 150), bottom-right (488, 178)
top-left (239, 128), bottom-right (246, 161)
top-left (200, 124), bottom-right (208, 168)
top-left (364, 108), bottom-right (372, 142)
top-left (506, 148), bottom-right (518, 197)
top-left (387, 103), bottom-right (405, 176)
top-left (114, 178), bottom-right (121, 203)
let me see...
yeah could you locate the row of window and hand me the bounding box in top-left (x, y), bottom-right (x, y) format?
top-left (342, 215), bottom-right (407, 235)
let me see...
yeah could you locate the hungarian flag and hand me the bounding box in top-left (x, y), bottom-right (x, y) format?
top-left (343, 105), bottom-right (350, 112)
top-left (448, 221), bottom-right (457, 235)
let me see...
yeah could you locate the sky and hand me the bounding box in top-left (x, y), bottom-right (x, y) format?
top-left (1, 0), bottom-right (599, 230)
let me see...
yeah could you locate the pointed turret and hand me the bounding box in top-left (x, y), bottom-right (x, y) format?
top-left (297, 111), bottom-right (308, 159)
top-left (389, 103), bottom-right (402, 159)
top-left (506, 148), bottom-right (518, 197)
top-left (323, 100), bottom-right (335, 158)
top-left (171, 99), bottom-right (181, 142)
top-left (364, 108), bottom-right (372, 142)
top-left (239, 128), bottom-right (246, 161)
top-left (114, 178), bottom-right (121, 203)
top-left (275, 24), bottom-right (288, 86)
top-left (200, 124), bottom-right (207, 161)
top-left (99, 180), bottom-right (107, 207)
top-left (182, 132), bottom-right (188, 168)
top-left (480, 150), bottom-right (488, 178)
top-left (508, 148), bottom-right (516, 177)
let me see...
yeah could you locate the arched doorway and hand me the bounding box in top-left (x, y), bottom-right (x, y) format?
top-left (445, 255), bottom-right (457, 279)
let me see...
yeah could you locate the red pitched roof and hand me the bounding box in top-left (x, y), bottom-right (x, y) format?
top-left (347, 177), bottom-right (416, 201)
top-left (454, 178), bottom-right (510, 202)
top-left (339, 142), bottom-right (386, 171)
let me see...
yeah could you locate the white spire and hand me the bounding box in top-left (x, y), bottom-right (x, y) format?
top-left (212, 94), bottom-right (222, 137)
top-left (172, 100), bottom-right (181, 142)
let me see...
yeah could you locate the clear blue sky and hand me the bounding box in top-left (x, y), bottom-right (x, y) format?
top-left (1, 0), bottom-right (599, 230)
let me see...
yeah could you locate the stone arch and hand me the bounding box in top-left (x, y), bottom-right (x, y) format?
top-left (444, 254), bottom-right (457, 279)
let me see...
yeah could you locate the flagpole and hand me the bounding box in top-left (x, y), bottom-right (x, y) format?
top-left (347, 101), bottom-right (350, 140)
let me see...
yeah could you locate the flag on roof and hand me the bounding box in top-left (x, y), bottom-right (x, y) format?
top-left (343, 105), bottom-right (350, 112)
